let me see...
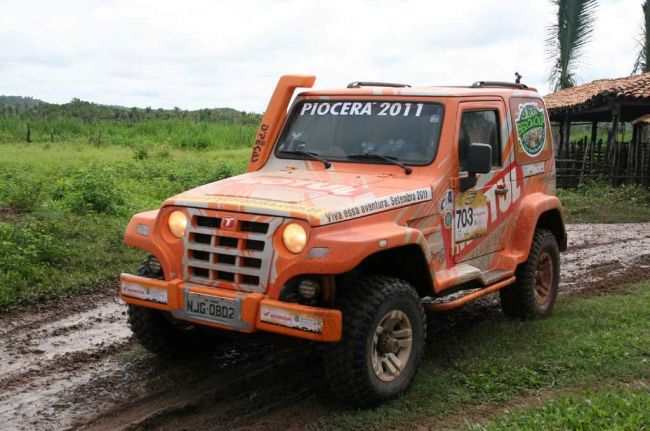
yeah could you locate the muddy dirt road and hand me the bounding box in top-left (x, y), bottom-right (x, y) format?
top-left (1, 223), bottom-right (649, 431)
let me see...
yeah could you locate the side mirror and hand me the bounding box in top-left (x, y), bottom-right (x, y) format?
top-left (461, 143), bottom-right (492, 191)
top-left (467, 143), bottom-right (492, 174)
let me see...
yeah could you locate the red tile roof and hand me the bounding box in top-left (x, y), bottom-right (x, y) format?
top-left (544, 72), bottom-right (650, 112)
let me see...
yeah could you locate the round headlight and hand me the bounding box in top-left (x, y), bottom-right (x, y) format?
top-left (168, 210), bottom-right (188, 238)
top-left (282, 223), bottom-right (307, 254)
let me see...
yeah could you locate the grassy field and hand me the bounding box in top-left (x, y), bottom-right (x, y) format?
top-left (471, 384), bottom-right (650, 430)
top-left (311, 283), bottom-right (650, 430)
top-left (0, 142), bottom-right (249, 310)
top-left (558, 180), bottom-right (650, 223)
top-left (0, 116), bottom-right (258, 150)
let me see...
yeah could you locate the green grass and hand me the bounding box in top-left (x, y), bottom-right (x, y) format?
top-left (558, 180), bottom-right (650, 223)
top-left (470, 384), bottom-right (650, 430)
top-left (311, 284), bottom-right (650, 430)
top-left (0, 116), bottom-right (258, 150)
top-left (0, 142), bottom-right (249, 310)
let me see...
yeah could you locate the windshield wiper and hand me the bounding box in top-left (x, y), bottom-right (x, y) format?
top-left (347, 153), bottom-right (412, 175)
top-left (279, 150), bottom-right (332, 169)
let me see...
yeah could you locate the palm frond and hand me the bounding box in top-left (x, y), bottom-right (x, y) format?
top-left (633, 1), bottom-right (650, 74)
top-left (546, 0), bottom-right (598, 91)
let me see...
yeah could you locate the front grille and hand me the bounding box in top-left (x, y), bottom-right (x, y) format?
top-left (182, 209), bottom-right (283, 293)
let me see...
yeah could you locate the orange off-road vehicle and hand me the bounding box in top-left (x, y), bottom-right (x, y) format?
top-left (120, 75), bottom-right (566, 406)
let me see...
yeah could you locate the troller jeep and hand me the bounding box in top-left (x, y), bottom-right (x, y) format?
top-left (120, 75), bottom-right (567, 406)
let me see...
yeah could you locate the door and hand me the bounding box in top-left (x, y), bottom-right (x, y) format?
top-left (452, 101), bottom-right (509, 262)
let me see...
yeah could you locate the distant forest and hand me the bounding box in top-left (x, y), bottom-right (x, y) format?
top-left (0, 96), bottom-right (261, 149)
top-left (0, 95), bottom-right (261, 125)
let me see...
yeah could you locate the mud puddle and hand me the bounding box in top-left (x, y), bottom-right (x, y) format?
top-left (0, 223), bottom-right (649, 431)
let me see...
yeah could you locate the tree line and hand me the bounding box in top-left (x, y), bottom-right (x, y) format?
top-left (0, 96), bottom-right (261, 125)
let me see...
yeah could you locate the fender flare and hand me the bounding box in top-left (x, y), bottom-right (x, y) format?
top-left (507, 193), bottom-right (566, 264)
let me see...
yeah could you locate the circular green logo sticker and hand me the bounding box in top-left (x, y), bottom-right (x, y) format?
top-left (516, 102), bottom-right (546, 157)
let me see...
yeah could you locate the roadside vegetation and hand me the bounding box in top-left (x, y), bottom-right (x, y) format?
top-left (558, 179), bottom-right (650, 223)
top-left (311, 283), bottom-right (650, 430)
top-left (0, 142), bottom-right (249, 310)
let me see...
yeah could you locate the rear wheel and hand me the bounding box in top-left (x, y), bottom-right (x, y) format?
top-left (127, 256), bottom-right (223, 357)
top-left (324, 276), bottom-right (426, 406)
top-left (500, 229), bottom-right (560, 319)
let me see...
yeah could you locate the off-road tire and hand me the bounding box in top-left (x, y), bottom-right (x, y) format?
top-left (324, 276), bottom-right (426, 407)
top-left (127, 256), bottom-right (217, 357)
top-left (500, 229), bottom-right (560, 319)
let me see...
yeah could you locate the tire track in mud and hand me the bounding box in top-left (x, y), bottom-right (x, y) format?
top-left (1, 223), bottom-right (649, 431)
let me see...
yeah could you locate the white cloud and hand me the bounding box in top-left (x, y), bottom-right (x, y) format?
top-left (0, 0), bottom-right (642, 111)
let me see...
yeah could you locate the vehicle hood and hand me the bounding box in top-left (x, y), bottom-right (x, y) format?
top-left (164, 169), bottom-right (433, 226)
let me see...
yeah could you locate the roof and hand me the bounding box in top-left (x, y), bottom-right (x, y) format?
top-left (632, 113), bottom-right (650, 124)
top-left (544, 72), bottom-right (650, 113)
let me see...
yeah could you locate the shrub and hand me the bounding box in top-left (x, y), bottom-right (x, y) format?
top-left (132, 145), bottom-right (149, 160)
top-left (0, 221), bottom-right (68, 276)
top-left (0, 175), bottom-right (43, 213)
top-left (66, 166), bottom-right (125, 214)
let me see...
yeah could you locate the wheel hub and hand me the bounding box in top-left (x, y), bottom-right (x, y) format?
top-left (377, 333), bottom-right (400, 355)
top-left (371, 310), bottom-right (413, 382)
top-left (534, 251), bottom-right (554, 305)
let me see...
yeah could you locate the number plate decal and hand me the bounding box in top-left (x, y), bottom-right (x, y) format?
top-left (454, 190), bottom-right (489, 243)
top-left (184, 291), bottom-right (241, 326)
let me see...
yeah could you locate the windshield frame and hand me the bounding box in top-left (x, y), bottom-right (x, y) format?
top-left (273, 97), bottom-right (446, 167)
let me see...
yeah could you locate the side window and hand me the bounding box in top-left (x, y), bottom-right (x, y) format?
top-left (459, 110), bottom-right (500, 171)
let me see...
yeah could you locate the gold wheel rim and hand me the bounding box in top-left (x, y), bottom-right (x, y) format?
top-left (371, 310), bottom-right (413, 382)
top-left (534, 251), bottom-right (554, 305)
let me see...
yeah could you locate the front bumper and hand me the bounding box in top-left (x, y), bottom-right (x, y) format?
top-left (119, 273), bottom-right (342, 342)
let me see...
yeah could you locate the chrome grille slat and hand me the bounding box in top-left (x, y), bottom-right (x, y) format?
top-left (187, 227), bottom-right (268, 240)
top-left (186, 260), bottom-right (263, 277)
top-left (182, 209), bottom-right (283, 293)
top-left (186, 243), bottom-right (265, 257)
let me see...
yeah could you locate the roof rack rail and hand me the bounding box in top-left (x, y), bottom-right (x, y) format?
top-left (347, 81), bottom-right (411, 89)
top-left (471, 81), bottom-right (528, 89)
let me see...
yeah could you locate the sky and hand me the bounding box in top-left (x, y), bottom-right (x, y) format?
top-left (0, 0), bottom-right (642, 112)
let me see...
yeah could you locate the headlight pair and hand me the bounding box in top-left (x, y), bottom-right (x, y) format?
top-left (167, 210), bottom-right (307, 254)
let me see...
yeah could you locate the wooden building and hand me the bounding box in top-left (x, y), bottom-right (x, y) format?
top-left (544, 72), bottom-right (650, 188)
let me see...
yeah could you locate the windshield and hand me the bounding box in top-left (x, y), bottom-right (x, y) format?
top-left (275, 100), bottom-right (444, 166)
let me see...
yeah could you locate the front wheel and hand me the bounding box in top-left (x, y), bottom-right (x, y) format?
top-left (500, 229), bottom-right (560, 319)
top-left (324, 276), bottom-right (426, 406)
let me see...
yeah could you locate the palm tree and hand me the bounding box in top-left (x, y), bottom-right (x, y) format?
top-left (633, 1), bottom-right (650, 74)
top-left (546, 0), bottom-right (598, 91)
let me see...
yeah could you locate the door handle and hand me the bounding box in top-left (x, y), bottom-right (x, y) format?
top-left (495, 186), bottom-right (509, 196)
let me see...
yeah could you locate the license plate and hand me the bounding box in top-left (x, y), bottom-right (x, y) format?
top-left (184, 292), bottom-right (241, 326)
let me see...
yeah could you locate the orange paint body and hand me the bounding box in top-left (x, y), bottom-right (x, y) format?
top-left (120, 75), bottom-right (566, 343)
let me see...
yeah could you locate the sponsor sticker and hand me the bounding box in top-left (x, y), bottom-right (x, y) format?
top-left (260, 305), bottom-right (323, 333)
top-left (121, 281), bottom-right (168, 304)
top-left (522, 161), bottom-right (545, 177)
top-left (298, 101), bottom-right (427, 117)
top-left (230, 177), bottom-right (361, 197)
top-left (515, 102), bottom-right (547, 157)
top-left (454, 191), bottom-right (489, 243)
top-left (439, 188), bottom-right (454, 228)
top-left (321, 187), bottom-right (432, 224)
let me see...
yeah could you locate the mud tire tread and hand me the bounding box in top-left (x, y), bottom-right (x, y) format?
top-left (499, 229), bottom-right (560, 319)
top-left (324, 276), bottom-right (426, 407)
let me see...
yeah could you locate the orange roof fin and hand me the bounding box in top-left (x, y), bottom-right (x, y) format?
top-left (247, 75), bottom-right (316, 171)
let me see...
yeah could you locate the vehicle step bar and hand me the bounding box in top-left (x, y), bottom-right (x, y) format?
top-left (423, 276), bottom-right (516, 312)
